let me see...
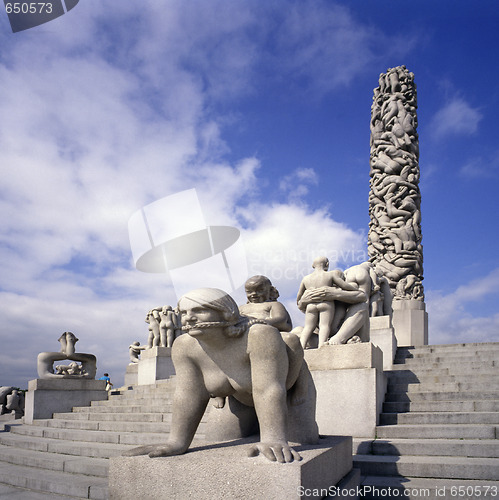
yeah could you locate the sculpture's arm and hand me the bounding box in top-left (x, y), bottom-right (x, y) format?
top-left (247, 324), bottom-right (300, 463)
top-left (330, 271), bottom-right (359, 292)
top-left (299, 286), bottom-right (366, 310)
top-left (150, 338), bottom-right (210, 457)
top-left (267, 302), bottom-right (291, 330)
top-left (296, 280), bottom-right (306, 304)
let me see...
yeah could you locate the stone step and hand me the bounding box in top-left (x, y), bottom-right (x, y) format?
top-left (90, 397), bottom-right (173, 406)
top-left (354, 454), bottom-right (499, 480)
top-left (359, 476), bottom-right (499, 500)
top-left (0, 432), bottom-right (134, 458)
top-left (384, 390), bottom-right (499, 403)
top-left (385, 367), bottom-right (499, 384)
top-left (389, 361), bottom-right (496, 372)
top-left (53, 411), bottom-right (172, 422)
top-left (0, 446), bottom-right (108, 477)
top-left (0, 462), bottom-right (108, 499)
top-left (380, 411), bottom-right (499, 426)
top-left (393, 358), bottom-right (498, 369)
top-left (395, 342), bottom-right (499, 355)
top-left (376, 423), bottom-right (498, 440)
top-left (73, 403), bottom-right (172, 413)
top-left (388, 381), bottom-right (493, 393)
top-left (34, 419), bottom-right (173, 433)
top-left (369, 438), bottom-right (499, 458)
top-left (0, 483), bottom-right (80, 499)
top-left (383, 399), bottom-right (499, 413)
top-left (7, 422), bottom-right (206, 445)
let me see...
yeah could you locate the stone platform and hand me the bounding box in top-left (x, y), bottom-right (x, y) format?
top-left (109, 436), bottom-right (356, 499)
top-left (24, 378), bottom-right (107, 424)
top-left (305, 343), bottom-right (386, 438)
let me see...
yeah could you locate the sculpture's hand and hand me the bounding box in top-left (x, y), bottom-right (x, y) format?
top-left (122, 443), bottom-right (186, 458)
top-left (148, 444), bottom-right (185, 458)
top-left (247, 442), bottom-right (301, 463)
top-left (122, 444), bottom-right (159, 456)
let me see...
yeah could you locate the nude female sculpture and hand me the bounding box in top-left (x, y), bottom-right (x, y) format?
top-left (124, 287), bottom-right (318, 463)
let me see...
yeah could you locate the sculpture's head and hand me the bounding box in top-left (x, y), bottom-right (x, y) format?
top-left (162, 305), bottom-right (173, 313)
top-left (178, 288), bottom-right (249, 338)
top-left (312, 256), bottom-right (329, 270)
top-left (244, 275), bottom-right (277, 303)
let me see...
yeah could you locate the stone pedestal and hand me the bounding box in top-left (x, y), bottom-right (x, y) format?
top-left (24, 379), bottom-right (107, 424)
top-left (109, 436), bottom-right (358, 499)
top-left (137, 347), bottom-right (175, 385)
top-left (392, 300), bottom-right (428, 347)
top-left (304, 343), bottom-right (386, 438)
top-left (369, 315), bottom-right (397, 370)
top-left (124, 363), bottom-right (138, 387)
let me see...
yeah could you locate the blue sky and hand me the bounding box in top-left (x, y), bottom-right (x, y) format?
top-left (0, 1), bottom-right (498, 388)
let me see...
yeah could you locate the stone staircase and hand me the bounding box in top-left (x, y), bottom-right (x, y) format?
top-left (2, 343), bottom-right (498, 499)
top-left (354, 342), bottom-right (499, 499)
top-left (0, 378), bottom-right (207, 499)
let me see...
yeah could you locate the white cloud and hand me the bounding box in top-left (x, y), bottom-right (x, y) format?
top-left (427, 268), bottom-right (499, 345)
top-left (430, 97), bottom-right (482, 138)
top-left (279, 168), bottom-right (319, 202)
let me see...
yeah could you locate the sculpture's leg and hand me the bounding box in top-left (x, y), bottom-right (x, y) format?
top-left (299, 304), bottom-right (319, 349)
top-left (316, 302), bottom-right (335, 347)
top-left (329, 302), bottom-right (369, 344)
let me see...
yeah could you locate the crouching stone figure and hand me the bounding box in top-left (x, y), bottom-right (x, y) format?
top-left (123, 287), bottom-right (318, 463)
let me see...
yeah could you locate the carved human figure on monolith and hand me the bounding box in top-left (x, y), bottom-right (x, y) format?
top-left (123, 287), bottom-right (318, 463)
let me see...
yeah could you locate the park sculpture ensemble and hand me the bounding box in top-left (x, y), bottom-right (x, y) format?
top-left (120, 65), bottom-right (424, 483)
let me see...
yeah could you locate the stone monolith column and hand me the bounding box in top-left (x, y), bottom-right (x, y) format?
top-left (368, 66), bottom-right (428, 346)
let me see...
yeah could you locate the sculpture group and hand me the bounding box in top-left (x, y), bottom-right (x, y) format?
top-left (125, 253), bottom-right (394, 462)
top-left (37, 332), bottom-right (97, 379)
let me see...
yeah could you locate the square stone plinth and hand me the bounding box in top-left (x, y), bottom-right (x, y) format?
top-left (109, 436), bottom-right (353, 500)
top-left (304, 342), bottom-right (383, 371)
top-left (369, 315), bottom-right (397, 370)
top-left (137, 347), bottom-right (175, 385)
top-left (304, 343), bottom-right (386, 438)
top-left (25, 378), bottom-right (107, 424)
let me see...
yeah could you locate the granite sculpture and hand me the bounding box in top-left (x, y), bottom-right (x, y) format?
top-left (37, 333), bottom-right (97, 379)
top-left (296, 257), bottom-right (360, 348)
top-left (296, 260), bottom-right (370, 347)
top-left (129, 341), bottom-right (147, 363)
top-left (0, 386), bottom-right (25, 417)
top-left (239, 275), bottom-right (293, 332)
top-left (145, 309), bottom-right (161, 348)
top-left (368, 65), bottom-right (424, 302)
top-left (146, 306), bottom-right (179, 348)
top-left (124, 287), bottom-right (318, 463)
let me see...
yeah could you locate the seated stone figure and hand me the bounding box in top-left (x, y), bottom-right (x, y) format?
top-left (128, 341), bottom-right (147, 363)
top-left (124, 287), bottom-right (318, 463)
top-left (239, 275), bottom-right (292, 332)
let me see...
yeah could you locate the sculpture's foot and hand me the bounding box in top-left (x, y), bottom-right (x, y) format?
top-left (347, 335), bottom-right (362, 344)
top-left (212, 396), bottom-right (226, 409)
